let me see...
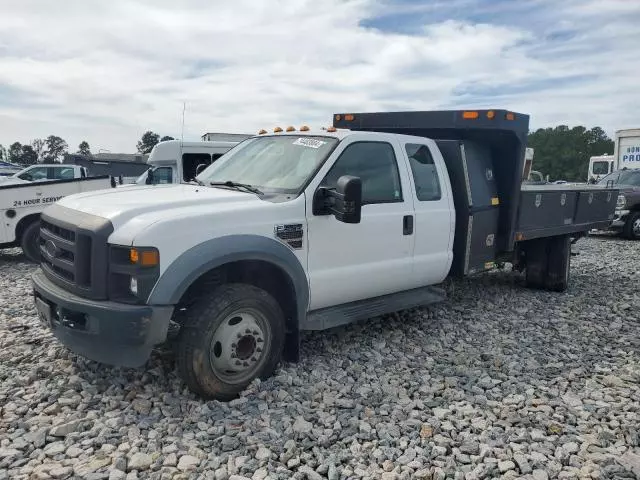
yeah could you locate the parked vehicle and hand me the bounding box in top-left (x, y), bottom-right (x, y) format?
top-left (598, 168), bottom-right (640, 239)
top-left (0, 161), bottom-right (23, 177)
top-left (0, 175), bottom-right (114, 261)
top-left (0, 164), bottom-right (88, 186)
top-left (588, 129), bottom-right (640, 182)
top-left (614, 129), bottom-right (640, 170)
top-left (31, 109), bottom-right (618, 400)
top-left (129, 139), bottom-right (242, 187)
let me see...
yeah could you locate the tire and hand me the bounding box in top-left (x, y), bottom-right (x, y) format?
top-left (20, 221), bottom-right (41, 263)
top-left (176, 283), bottom-right (285, 400)
top-left (545, 235), bottom-right (571, 292)
top-left (525, 239), bottom-right (548, 289)
top-left (623, 211), bottom-right (640, 239)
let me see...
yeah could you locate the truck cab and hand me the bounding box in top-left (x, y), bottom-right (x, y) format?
top-left (588, 155), bottom-right (615, 183)
top-left (131, 140), bottom-right (242, 186)
top-left (0, 164), bottom-right (87, 186)
top-left (31, 110), bottom-right (618, 401)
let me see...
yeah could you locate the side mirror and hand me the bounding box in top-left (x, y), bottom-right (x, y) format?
top-left (145, 168), bottom-right (154, 185)
top-left (195, 163), bottom-right (207, 176)
top-left (313, 175), bottom-right (362, 224)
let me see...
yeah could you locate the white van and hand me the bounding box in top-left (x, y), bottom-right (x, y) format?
top-left (132, 140), bottom-right (243, 186)
top-left (587, 155), bottom-right (615, 183)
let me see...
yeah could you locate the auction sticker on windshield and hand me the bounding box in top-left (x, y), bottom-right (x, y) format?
top-left (293, 138), bottom-right (326, 149)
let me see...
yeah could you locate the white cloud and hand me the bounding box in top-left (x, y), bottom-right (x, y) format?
top-left (0, 0), bottom-right (638, 153)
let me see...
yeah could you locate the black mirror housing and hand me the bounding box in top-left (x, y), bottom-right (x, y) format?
top-left (313, 175), bottom-right (362, 224)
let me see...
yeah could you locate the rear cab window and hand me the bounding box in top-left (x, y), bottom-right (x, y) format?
top-left (405, 143), bottom-right (442, 201)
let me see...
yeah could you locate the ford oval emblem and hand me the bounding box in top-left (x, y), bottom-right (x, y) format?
top-left (45, 239), bottom-right (61, 258)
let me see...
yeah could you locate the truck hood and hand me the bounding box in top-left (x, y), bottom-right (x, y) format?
top-left (617, 185), bottom-right (640, 194)
top-left (57, 184), bottom-right (261, 225)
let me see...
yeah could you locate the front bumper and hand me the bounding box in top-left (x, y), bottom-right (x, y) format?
top-left (32, 269), bottom-right (173, 367)
top-left (610, 209), bottom-right (630, 230)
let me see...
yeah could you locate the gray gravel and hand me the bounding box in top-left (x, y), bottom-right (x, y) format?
top-left (1, 234), bottom-right (639, 480)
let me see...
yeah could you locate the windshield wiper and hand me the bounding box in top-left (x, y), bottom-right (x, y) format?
top-left (209, 181), bottom-right (263, 195)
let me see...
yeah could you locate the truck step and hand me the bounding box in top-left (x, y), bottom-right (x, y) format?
top-left (302, 285), bottom-right (446, 331)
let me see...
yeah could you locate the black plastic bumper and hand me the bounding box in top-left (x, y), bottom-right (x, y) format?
top-left (32, 269), bottom-right (173, 367)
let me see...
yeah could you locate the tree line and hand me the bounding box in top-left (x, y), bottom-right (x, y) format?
top-left (0, 126), bottom-right (613, 182)
top-left (0, 131), bottom-right (175, 166)
top-left (526, 126), bottom-right (615, 182)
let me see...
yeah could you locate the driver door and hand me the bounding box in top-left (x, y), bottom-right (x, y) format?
top-left (305, 135), bottom-right (416, 310)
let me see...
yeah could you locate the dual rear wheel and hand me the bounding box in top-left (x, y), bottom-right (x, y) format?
top-left (524, 235), bottom-right (571, 292)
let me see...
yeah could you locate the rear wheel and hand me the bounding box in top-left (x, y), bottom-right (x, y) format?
top-left (176, 283), bottom-right (285, 400)
top-left (21, 221), bottom-right (41, 263)
top-left (545, 235), bottom-right (571, 292)
top-left (524, 239), bottom-right (548, 289)
top-left (623, 211), bottom-right (640, 239)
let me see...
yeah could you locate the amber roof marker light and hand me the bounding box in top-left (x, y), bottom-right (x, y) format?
top-left (273, 127), bottom-right (283, 133)
top-left (462, 111), bottom-right (479, 119)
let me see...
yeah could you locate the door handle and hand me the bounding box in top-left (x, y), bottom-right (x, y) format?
top-left (403, 215), bottom-right (413, 235)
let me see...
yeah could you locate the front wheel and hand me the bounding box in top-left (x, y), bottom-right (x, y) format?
top-left (21, 221), bottom-right (41, 263)
top-left (623, 211), bottom-right (640, 240)
top-left (176, 283), bottom-right (285, 400)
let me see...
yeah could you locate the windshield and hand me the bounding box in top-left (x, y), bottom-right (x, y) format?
top-left (598, 170), bottom-right (640, 186)
top-left (196, 135), bottom-right (338, 194)
top-left (592, 161), bottom-right (610, 175)
top-left (135, 166), bottom-right (174, 185)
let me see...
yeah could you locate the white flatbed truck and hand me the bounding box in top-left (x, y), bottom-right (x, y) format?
top-left (31, 110), bottom-right (618, 400)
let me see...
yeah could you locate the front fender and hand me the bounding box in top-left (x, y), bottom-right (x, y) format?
top-left (147, 234), bottom-right (309, 320)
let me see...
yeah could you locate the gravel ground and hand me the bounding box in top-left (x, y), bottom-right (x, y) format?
top-left (0, 235), bottom-right (639, 480)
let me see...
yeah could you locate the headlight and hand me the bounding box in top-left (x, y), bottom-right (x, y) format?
top-left (617, 194), bottom-right (626, 209)
top-left (108, 245), bottom-right (160, 303)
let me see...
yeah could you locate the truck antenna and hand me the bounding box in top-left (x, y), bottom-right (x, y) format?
top-left (181, 101), bottom-right (186, 144)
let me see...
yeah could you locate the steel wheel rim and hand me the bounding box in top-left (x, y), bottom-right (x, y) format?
top-left (633, 218), bottom-right (640, 236)
top-left (209, 308), bottom-right (270, 384)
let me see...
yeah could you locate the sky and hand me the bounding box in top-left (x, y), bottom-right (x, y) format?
top-left (0, 0), bottom-right (639, 154)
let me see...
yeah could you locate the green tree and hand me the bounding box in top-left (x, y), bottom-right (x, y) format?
top-left (20, 145), bottom-right (38, 165)
top-left (77, 141), bottom-right (91, 155)
top-left (43, 135), bottom-right (69, 163)
top-left (137, 131), bottom-right (160, 154)
top-left (527, 126), bottom-right (614, 182)
top-left (8, 142), bottom-right (23, 163)
top-left (31, 138), bottom-right (46, 163)
top-left (160, 135), bottom-right (175, 142)
top-left (0, 144), bottom-right (6, 162)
